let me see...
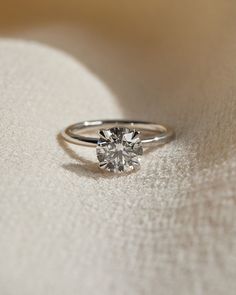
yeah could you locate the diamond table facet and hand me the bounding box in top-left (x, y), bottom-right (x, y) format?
top-left (96, 127), bottom-right (143, 172)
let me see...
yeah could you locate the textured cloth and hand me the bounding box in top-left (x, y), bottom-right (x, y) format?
top-left (0, 21), bottom-right (236, 295)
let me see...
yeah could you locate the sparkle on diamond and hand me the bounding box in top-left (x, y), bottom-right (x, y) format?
top-left (96, 127), bottom-right (143, 172)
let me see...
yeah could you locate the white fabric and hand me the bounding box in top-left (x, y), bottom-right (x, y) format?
top-left (0, 8), bottom-right (236, 293)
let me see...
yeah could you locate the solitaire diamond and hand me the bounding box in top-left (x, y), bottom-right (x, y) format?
top-left (96, 127), bottom-right (143, 172)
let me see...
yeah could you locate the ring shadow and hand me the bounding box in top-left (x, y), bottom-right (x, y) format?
top-left (57, 133), bottom-right (112, 179)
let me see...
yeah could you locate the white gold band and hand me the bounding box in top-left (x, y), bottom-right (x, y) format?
top-left (61, 119), bottom-right (175, 147)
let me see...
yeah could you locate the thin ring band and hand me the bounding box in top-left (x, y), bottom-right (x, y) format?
top-left (61, 119), bottom-right (175, 147)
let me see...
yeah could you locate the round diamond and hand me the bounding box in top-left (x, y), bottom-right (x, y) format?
top-left (96, 127), bottom-right (143, 172)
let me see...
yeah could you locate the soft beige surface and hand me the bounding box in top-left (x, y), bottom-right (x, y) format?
top-left (1, 1), bottom-right (236, 295)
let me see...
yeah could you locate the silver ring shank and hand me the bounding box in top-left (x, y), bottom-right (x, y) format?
top-left (61, 119), bottom-right (175, 147)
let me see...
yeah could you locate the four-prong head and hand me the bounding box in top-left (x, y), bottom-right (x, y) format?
top-left (96, 127), bottom-right (143, 172)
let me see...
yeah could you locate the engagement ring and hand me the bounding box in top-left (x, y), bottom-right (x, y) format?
top-left (61, 120), bottom-right (175, 173)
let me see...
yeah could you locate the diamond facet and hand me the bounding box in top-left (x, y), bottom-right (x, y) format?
top-left (96, 127), bottom-right (143, 172)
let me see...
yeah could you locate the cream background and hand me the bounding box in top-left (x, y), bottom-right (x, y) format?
top-left (0, 1), bottom-right (236, 294)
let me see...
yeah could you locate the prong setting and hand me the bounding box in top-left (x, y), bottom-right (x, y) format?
top-left (96, 127), bottom-right (143, 172)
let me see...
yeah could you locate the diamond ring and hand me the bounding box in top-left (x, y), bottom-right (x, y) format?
top-left (61, 120), bottom-right (175, 173)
